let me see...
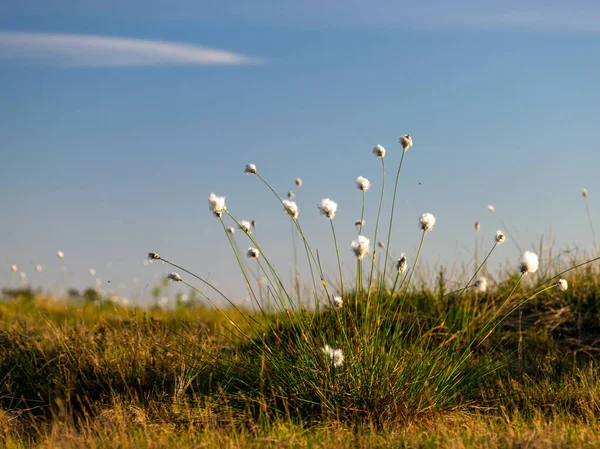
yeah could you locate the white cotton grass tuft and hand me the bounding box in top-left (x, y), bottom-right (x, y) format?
top-left (495, 230), bottom-right (506, 244)
top-left (321, 345), bottom-right (344, 368)
top-left (419, 213), bottom-right (436, 231)
top-left (488, 205), bottom-right (495, 213)
top-left (251, 220), bottom-right (257, 229)
top-left (582, 189), bottom-right (588, 198)
top-left (351, 235), bottom-right (370, 259)
top-left (19, 272), bottom-right (26, 280)
top-left (282, 200), bottom-right (299, 219)
top-left (11, 265), bottom-right (18, 272)
top-left (519, 251), bottom-right (539, 274)
top-left (57, 250), bottom-right (64, 259)
top-left (168, 272), bottom-right (182, 282)
top-left (317, 198), bottom-right (338, 219)
top-left (295, 178), bottom-right (303, 187)
top-left (474, 277), bottom-right (488, 293)
top-left (331, 296), bottom-right (343, 310)
top-left (396, 254), bottom-right (407, 273)
top-left (475, 222), bottom-right (481, 232)
top-left (244, 164), bottom-right (257, 175)
top-left (556, 279), bottom-right (568, 291)
top-left (227, 227), bottom-right (235, 234)
top-left (208, 193), bottom-right (226, 218)
top-left (89, 268), bottom-right (96, 276)
top-left (239, 220), bottom-right (252, 233)
top-left (399, 134), bottom-right (413, 152)
top-left (148, 252), bottom-right (160, 262)
top-left (35, 265), bottom-right (43, 272)
top-left (247, 247), bottom-right (260, 259)
top-left (372, 144), bottom-right (386, 158)
top-left (356, 176), bottom-right (371, 192)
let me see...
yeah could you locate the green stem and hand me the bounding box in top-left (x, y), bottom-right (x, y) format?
top-left (330, 220), bottom-right (344, 300)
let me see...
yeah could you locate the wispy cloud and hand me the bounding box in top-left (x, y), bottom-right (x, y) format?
top-left (0, 32), bottom-right (263, 67)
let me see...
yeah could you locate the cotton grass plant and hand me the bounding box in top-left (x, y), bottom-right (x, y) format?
top-left (147, 133), bottom-right (600, 426)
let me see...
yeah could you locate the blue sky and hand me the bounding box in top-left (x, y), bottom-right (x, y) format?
top-left (1, 1), bottom-right (599, 305)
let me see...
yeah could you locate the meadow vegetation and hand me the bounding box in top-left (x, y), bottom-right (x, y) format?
top-left (3, 137), bottom-right (600, 448)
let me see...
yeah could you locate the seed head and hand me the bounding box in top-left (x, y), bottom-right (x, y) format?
top-left (282, 200), bottom-right (299, 219)
top-left (378, 241), bottom-right (385, 249)
top-left (474, 222), bottom-right (480, 232)
top-left (495, 230), bottom-right (506, 245)
top-left (556, 279), bottom-right (568, 291)
top-left (247, 247), bottom-right (260, 259)
top-left (582, 188), bottom-right (588, 198)
top-left (474, 277), bottom-right (488, 293)
top-left (356, 176), bottom-right (371, 192)
top-left (317, 198), bottom-right (338, 220)
top-left (351, 235), bottom-right (370, 259)
top-left (251, 220), bottom-right (257, 229)
top-left (57, 250), bottom-right (64, 259)
top-left (168, 272), bottom-right (182, 282)
top-left (287, 191), bottom-right (294, 199)
top-left (244, 164), bottom-right (257, 175)
top-left (399, 134), bottom-right (413, 152)
top-left (35, 264), bottom-right (43, 272)
top-left (419, 213), bottom-right (436, 231)
top-left (208, 193), bottom-right (226, 218)
top-left (295, 178), bottom-right (303, 187)
top-left (488, 205), bottom-right (495, 213)
top-left (89, 268), bottom-right (96, 276)
top-left (227, 227), bottom-right (235, 234)
top-left (519, 251), bottom-right (539, 274)
top-left (239, 220), bottom-right (252, 233)
top-left (372, 144), bottom-right (386, 158)
top-left (321, 345), bottom-right (344, 368)
top-left (355, 219), bottom-right (366, 231)
top-left (331, 296), bottom-right (343, 310)
top-left (10, 265), bottom-right (17, 272)
top-left (396, 254), bottom-right (407, 273)
top-left (148, 253), bottom-right (161, 262)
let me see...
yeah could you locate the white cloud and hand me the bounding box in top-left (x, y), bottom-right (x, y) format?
top-left (0, 32), bottom-right (263, 67)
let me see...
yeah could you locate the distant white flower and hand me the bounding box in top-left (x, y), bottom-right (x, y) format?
top-left (488, 205), bottom-right (495, 213)
top-left (10, 265), bottom-right (18, 272)
top-left (295, 178), bottom-right (303, 187)
top-left (89, 268), bottom-right (96, 276)
top-left (283, 200), bottom-right (299, 219)
top-left (396, 254), bottom-right (407, 273)
top-left (287, 191), bottom-right (294, 199)
top-left (519, 251), bottom-right (539, 274)
top-left (317, 198), bottom-right (338, 219)
top-left (244, 163), bottom-right (257, 175)
top-left (495, 230), bottom-right (506, 245)
top-left (19, 272), bottom-right (26, 280)
top-left (474, 277), bottom-right (488, 293)
top-left (95, 278), bottom-right (102, 287)
top-left (208, 193), bottom-right (226, 218)
top-left (351, 235), bottom-right (370, 259)
top-left (356, 176), bottom-right (371, 192)
top-left (321, 344), bottom-right (344, 368)
top-left (556, 279), bottom-right (568, 291)
top-left (35, 264), bottom-right (43, 272)
top-left (179, 294), bottom-right (190, 304)
top-left (158, 296), bottom-right (169, 310)
top-left (227, 227), bottom-right (235, 234)
top-left (239, 220), bottom-right (252, 233)
top-left (147, 252), bottom-right (161, 262)
top-left (57, 250), bottom-right (64, 259)
top-left (168, 272), bottom-right (182, 282)
top-left (474, 222), bottom-right (481, 232)
top-left (399, 134), bottom-right (413, 152)
top-left (247, 247), bottom-right (260, 259)
top-left (331, 296), bottom-right (343, 310)
top-left (419, 213), bottom-right (436, 231)
top-left (372, 144), bottom-right (386, 158)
